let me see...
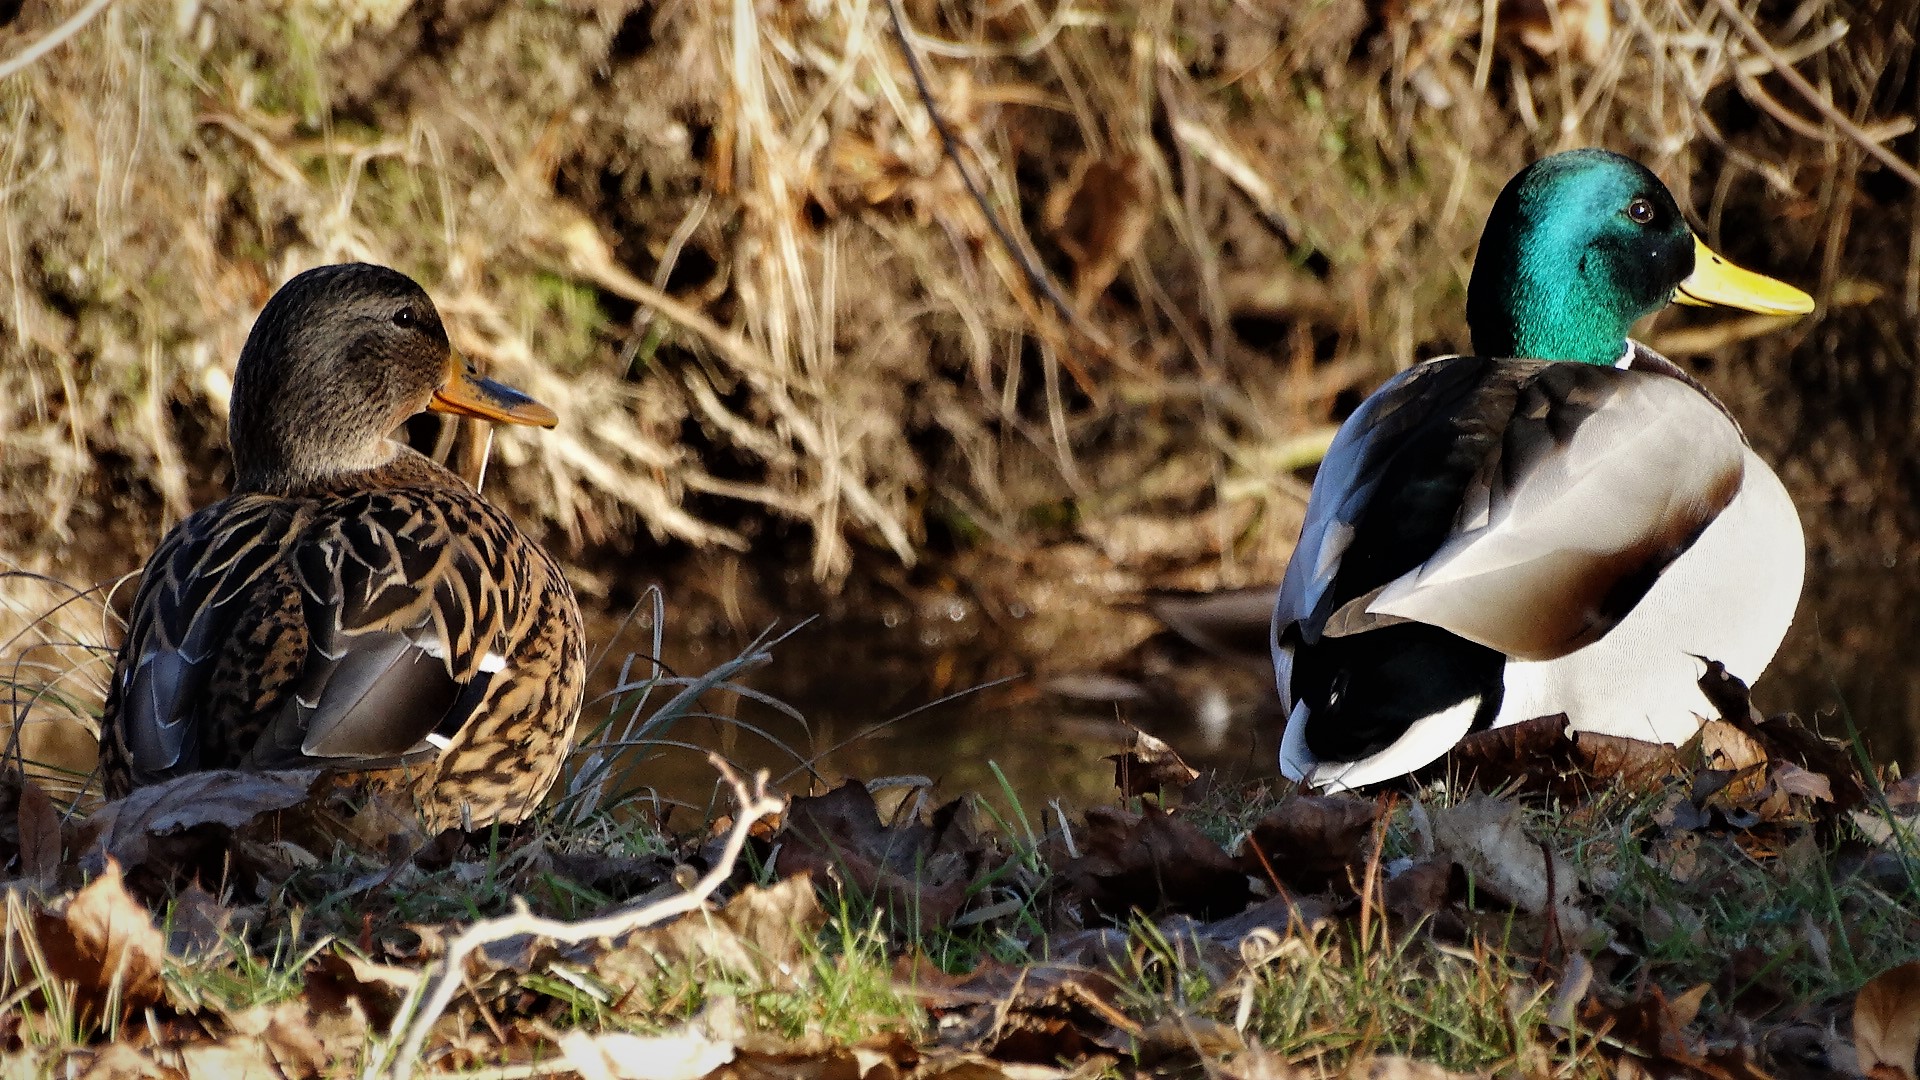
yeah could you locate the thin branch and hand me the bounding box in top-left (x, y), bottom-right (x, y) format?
top-left (371, 757), bottom-right (784, 1079)
top-left (1711, 0), bottom-right (1920, 188)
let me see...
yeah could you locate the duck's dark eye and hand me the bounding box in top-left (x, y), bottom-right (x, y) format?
top-left (392, 308), bottom-right (417, 328)
top-left (1626, 198), bottom-right (1657, 225)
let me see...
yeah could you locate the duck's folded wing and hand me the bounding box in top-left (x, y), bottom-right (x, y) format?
top-left (242, 490), bottom-right (519, 770)
top-left (114, 498), bottom-right (300, 781)
top-left (1272, 357), bottom-right (1496, 696)
top-left (1351, 362), bottom-right (1745, 660)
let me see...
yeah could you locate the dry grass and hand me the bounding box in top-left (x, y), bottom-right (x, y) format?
top-left (0, 0), bottom-right (1910, 664)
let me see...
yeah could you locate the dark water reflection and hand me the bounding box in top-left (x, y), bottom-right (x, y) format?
top-left (590, 553), bottom-right (1919, 816)
top-left (1762, 560), bottom-right (1920, 772)
top-left (578, 597), bottom-right (1276, 817)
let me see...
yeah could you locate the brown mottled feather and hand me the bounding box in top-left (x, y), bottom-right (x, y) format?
top-left (101, 451), bottom-right (584, 829)
top-left (100, 263), bottom-right (583, 831)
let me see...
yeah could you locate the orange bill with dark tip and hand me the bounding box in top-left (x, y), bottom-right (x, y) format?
top-left (1673, 234), bottom-right (1815, 315)
top-left (429, 355), bottom-right (559, 428)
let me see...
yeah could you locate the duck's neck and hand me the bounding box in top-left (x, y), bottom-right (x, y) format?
top-left (232, 436), bottom-right (409, 496)
top-left (1467, 260), bottom-right (1635, 366)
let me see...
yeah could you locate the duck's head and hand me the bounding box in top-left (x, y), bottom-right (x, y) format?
top-left (1466, 149), bottom-right (1813, 365)
top-left (228, 263), bottom-right (557, 493)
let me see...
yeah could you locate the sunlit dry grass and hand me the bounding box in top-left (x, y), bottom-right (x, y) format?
top-left (0, 0), bottom-right (1894, 616)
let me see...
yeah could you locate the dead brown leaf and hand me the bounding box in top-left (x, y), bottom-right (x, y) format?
top-left (220, 1002), bottom-right (332, 1080)
top-left (1381, 859), bottom-right (1460, 928)
top-left (1704, 718), bottom-right (1758, 776)
top-left (773, 780), bottom-right (994, 935)
top-left (1585, 984), bottom-right (1774, 1080)
top-left (1223, 1046), bottom-right (1478, 1079)
top-left (1855, 961), bottom-right (1920, 1080)
top-left (914, 1052), bottom-right (1078, 1078)
top-left (1108, 727), bottom-right (1200, 800)
top-left (74, 1043), bottom-right (176, 1080)
top-left (908, 958), bottom-right (1139, 1062)
top-left (1429, 794), bottom-right (1601, 945)
top-left (1236, 794), bottom-right (1378, 895)
top-left (1043, 151), bottom-right (1153, 311)
top-left (592, 875), bottom-right (825, 1004)
top-left (173, 1039), bottom-right (294, 1080)
top-left (164, 883), bottom-right (235, 962)
top-left (78, 769), bottom-right (323, 886)
top-left (558, 1028), bottom-right (737, 1080)
top-left (1061, 806), bottom-right (1251, 921)
top-left (26, 858), bottom-right (170, 1016)
top-left (1435, 714), bottom-right (1581, 793)
top-left (302, 950), bottom-right (417, 1033)
top-left (1574, 731), bottom-right (1686, 788)
top-left (1699, 660), bottom-right (1761, 726)
top-left (1772, 762), bottom-right (1834, 803)
top-left (713, 1034), bottom-right (924, 1079)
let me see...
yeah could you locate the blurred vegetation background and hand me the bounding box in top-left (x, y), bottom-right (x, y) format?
top-left (2, 0), bottom-right (1918, 769)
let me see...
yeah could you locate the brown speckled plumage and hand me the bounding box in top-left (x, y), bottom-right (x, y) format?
top-left (99, 264), bottom-right (584, 830)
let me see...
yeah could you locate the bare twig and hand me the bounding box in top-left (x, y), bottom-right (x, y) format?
top-left (370, 757), bottom-right (785, 1079)
top-left (0, 0), bottom-right (117, 81)
top-left (1710, 0), bottom-right (1920, 188)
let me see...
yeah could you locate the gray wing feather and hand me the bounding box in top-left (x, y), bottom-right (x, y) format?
top-left (1363, 370), bottom-right (1743, 659)
top-left (1272, 356), bottom-right (1746, 700)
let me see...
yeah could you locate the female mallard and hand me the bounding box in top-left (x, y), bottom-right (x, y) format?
top-left (99, 263), bottom-right (586, 830)
top-left (1273, 149), bottom-right (1814, 791)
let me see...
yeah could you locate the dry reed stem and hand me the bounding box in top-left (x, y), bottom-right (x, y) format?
top-left (0, 0), bottom-right (1901, 617)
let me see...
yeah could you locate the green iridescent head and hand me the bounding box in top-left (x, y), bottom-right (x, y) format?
top-left (1466, 149), bottom-right (1812, 365)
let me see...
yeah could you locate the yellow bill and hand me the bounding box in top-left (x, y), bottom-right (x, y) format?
top-left (429, 353), bottom-right (559, 428)
top-left (1673, 235), bottom-right (1815, 315)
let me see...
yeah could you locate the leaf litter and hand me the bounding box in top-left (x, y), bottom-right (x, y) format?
top-left (0, 666), bottom-right (1917, 1078)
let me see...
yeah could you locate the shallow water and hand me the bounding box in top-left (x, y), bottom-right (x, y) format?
top-left (584, 555), bottom-right (1920, 816)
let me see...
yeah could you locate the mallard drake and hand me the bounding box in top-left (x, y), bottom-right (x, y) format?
top-left (99, 263), bottom-right (586, 829)
top-left (1273, 149), bottom-right (1815, 792)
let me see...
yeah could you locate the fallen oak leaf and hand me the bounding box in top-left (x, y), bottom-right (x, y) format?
top-left (1695, 721), bottom-right (1777, 815)
top-left (24, 858), bottom-right (170, 1016)
top-left (1235, 795), bottom-right (1378, 895)
top-left (172, 1037), bottom-right (305, 1080)
top-left (1699, 660), bottom-right (1761, 726)
top-left (907, 959), bottom-right (1140, 1061)
top-left (1574, 731), bottom-right (1686, 788)
top-left (773, 779), bottom-right (992, 934)
top-left (1431, 713), bottom-right (1581, 794)
top-left (591, 875), bottom-right (826, 1006)
top-left (1380, 859), bottom-right (1460, 928)
top-left (1108, 726), bottom-right (1199, 801)
top-left (1855, 961), bottom-right (1920, 1080)
top-left (1429, 794), bottom-right (1603, 945)
top-left (70, 1043), bottom-right (169, 1079)
top-left (1043, 150), bottom-right (1154, 311)
top-left (218, 1001), bottom-right (332, 1080)
top-left (1771, 762), bottom-right (1834, 803)
top-left (164, 883), bottom-right (236, 962)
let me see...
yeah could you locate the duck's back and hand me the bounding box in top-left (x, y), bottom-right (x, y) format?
top-left (1274, 352), bottom-right (1767, 785)
top-left (101, 451), bottom-right (585, 827)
